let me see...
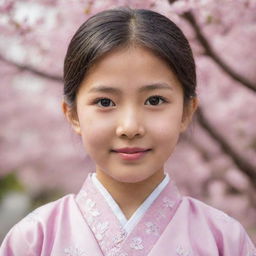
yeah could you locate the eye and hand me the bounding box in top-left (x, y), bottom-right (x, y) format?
top-left (95, 98), bottom-right (115, 107)
top-left (145, 96), bottom-right (167, 106)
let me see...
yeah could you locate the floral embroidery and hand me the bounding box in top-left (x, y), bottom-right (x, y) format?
top-left (85, 199), bottom-right (100, 217)
top-left (83, 198), bottom-right (100, 224)
top-left (130, 237), bottom-right (144, 250)
top-left (155, 197), bottom-right (176, 221)
top-left (98, 239), bottom-right (107, 251)
top-left (76, 175), bottom-right (181, 256)
top-left (113, 229), bottom-right (127, 245)
top-left (163, 197), bottom-right (175, 208)
top-left (106, 246), bottom-right (127, 256)
top-left (92, 221), bottom-right (109, 241)
top-left (80, 189), bottom-right (88, 198)
top-left (176, 245), bottom-right (190, 256)
top-left (64, 246), bottom-right (86, 256)
top-left (156, 208), bottom-right (167, 220)
top-left (145, 222), bottom-right (159, 236)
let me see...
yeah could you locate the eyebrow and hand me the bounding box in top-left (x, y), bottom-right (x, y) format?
top-left (88, 83), bottom-right (173, 94)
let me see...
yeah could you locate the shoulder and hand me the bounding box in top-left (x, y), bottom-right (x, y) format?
top-left (0, 194), bottom-right (76, 255)
top-left (179, 196), bottom-right (256, 255)
top-left (181, 196), bottom-right (237, 223)
top-left (181, 196), bottom-right (245, 234)
top-left (19, 193), bottom-right (76, 226)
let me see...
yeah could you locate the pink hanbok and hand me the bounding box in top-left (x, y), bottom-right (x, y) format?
top-left (1, 173), bottom-right (255, 256)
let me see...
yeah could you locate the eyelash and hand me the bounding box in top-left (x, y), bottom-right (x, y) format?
top-left (93, 95), bottom-right (168, 108)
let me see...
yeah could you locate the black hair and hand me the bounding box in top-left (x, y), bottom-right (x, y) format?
top-left (63, 7), bottom-right (196, 109)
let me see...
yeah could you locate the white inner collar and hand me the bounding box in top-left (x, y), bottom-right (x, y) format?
top-left (92, 173), bottom-right (170, 233)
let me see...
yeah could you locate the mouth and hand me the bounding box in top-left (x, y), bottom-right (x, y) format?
top-left (111, 147), bottom-right (151, 161)
top-left (111, 147), bottom-right (151, 154)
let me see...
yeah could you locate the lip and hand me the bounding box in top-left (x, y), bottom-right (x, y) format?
top-left (111, 147), bottom-right (151, 161)
top-left (113, 147), bottom-right (150, 153)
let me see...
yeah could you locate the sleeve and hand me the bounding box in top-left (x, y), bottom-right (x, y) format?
top-left (191, 197), bottom-right (256, 256)
top-left (236, 224), bottom-right (256, 256)
top-left (0, 217), bottom-right (44, 256)
top-left (220, 218), bottom-right (256, 256)
top-left (0, 224), bottom-right (29, 256)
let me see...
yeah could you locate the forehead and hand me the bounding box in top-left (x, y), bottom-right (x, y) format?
top-left (88, 45), bottom-right (170, 74)
top-left (79, 45), bottom-right (182, 93)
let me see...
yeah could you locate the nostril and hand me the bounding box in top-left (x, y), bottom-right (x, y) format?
top-left (116, 124), bottom-right (145, 139)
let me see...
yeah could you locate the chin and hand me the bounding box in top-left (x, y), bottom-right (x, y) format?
top-left (112, 172), bottom-right (153, 184)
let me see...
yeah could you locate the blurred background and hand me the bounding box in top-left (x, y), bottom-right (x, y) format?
top-left (0, 0), bottom-right (255, 243)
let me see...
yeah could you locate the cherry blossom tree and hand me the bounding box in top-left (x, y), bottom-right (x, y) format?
top-left (0, 0), bottom-right (255, 242)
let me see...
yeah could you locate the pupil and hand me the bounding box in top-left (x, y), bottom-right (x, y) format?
top-left (149, 97), bottom-right (159, 105)
top-left (101, 98), bottom-right (110, 106)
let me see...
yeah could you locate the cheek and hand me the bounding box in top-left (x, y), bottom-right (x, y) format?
top-left (150, 123), bottom-right (180, 150)
top-left (79, 112), bottom-right (114, 151)
top-left (147, 111), bottom-right (183, 139)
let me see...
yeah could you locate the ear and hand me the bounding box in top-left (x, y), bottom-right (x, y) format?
top-left (180, 97), bottom-right (199, 132)
top-left (62, 101), bottom-right (81, 135)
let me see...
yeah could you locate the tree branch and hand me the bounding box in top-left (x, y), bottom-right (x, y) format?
top-left (0, 54), bottom-right (62, 82)
top-left (181, 11), bottom-right (256, 93)
top-left (196, 107), bottom-right (256, 186)
top-left (1, 39), bottom-right (255, 187)
top-left (183, 133), bottom-right (256, 211)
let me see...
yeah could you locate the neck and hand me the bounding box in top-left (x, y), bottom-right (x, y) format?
top-left (96, 170), bottom-right (165, 219)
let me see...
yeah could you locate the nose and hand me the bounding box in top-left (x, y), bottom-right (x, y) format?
top-left (116, 107), bottom-right (145, 139)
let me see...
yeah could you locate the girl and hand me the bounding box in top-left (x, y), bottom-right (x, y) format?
top-left (1, 8), bottom-right (255, 256)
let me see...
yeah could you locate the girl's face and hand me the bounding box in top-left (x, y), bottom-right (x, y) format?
top-left (63, 46), bottom-right (197, 183)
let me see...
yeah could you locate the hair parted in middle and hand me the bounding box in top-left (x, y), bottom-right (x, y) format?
top-left (63, 7), bottom-right (197, 110)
